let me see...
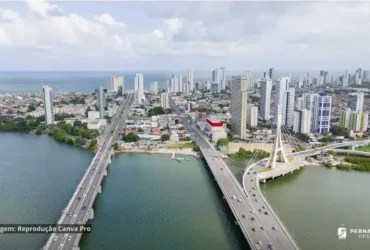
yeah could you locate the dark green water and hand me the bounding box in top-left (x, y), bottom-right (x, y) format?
top-left (0, 133), bottom-right (93, 250)
top-left (261, 167), bottom-right (370, 250)
top-left (0, 133), bottom-right (247, 250)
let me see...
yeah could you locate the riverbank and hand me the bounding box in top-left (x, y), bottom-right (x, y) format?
top-left (115, 147), bottom-right (199, 157)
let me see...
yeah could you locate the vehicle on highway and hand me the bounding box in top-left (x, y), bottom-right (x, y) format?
top-left (252, 194), bottom-right (256, 197)
top-left (251, 228), bottom-right (255, 232)
top-left (82, 206), bottom-right (86, 210)
top-left (251, 179), bottom-right (254, 182)
top-left (258, 240), bottom-right (263, 246)
top-left (268, 244), bottom-right (274, 249)
top-left (77, 197), bottom-right (81, 201)
top-left (251, 217), bottom-right (255, 221)
top-left (80, 186), bottom-right (83, 189)
top-left (258, 209), bottom-right (262, 212)
top-left (68, 236), bottom-right (71, 241)
top-left (272, 226), bottom-right (276, 230)
top-left (220, 168), bottom-right (223, 170)
top-left (264, 211), bottom-right (268, 215)
top-left (252, 187), bottom-right (256, 190)
top-left (232, 195), bottom-right (236, 200)
top-left (212, 158), bottom-right (215, 161)
top-left (251, 210), bottom-right (255, 214)
top-left (261, 226), bottom-right (266, 231)
top-left (242, 214), bottom-right (246, 218)
top-left (247, 172), bottom-right (250, 175)
top-left (253, 172), bottom-right (256, 174)
top-left (53, 236), bottom-right (58, 241)
top-left (255, 244), bottom-right (260, 250)
top-left (237, 198), bottom-right (242, 202)
top-left (78, 222), bottom-right (81, 225)
top-left (262, 206), bottom-right (266, 209)
top-left (255, 199), bottom-right (258, 202)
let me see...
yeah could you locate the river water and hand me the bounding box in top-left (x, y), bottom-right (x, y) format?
top-left (1, 133), bottom-right (369, 250)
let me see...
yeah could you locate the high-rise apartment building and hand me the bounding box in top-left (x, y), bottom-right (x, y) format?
top-left (212, 68), bottom-right (220, 83)
top-left (348, 92), bottom-right (364, 112)
top-left (150, 81), bottom-right (158, 94)
top-left (275, 77), bottom-right (290, 118)
top-left (319, 70), bottom-right (328, 85)
top-left (293, 109), bottom-right (311, 134)
top-left (313, 93), bottom-right (332, 134)
top-left (187, 69), bottom-right (194, 92)
top-left (363, 70), bottom-right (370, 82)
top-left (220, 67), bottom-right (226, 90)
top-left (134, 73), bottom-right (144, 103)
top-left (260, 78), bottom-right (272, 121)
top-left (268, 67), bottom-right (274, 80)
top-left (107, 76), bottom-right (124, 92)
top-left (211, 83), bottom-right (219, 94)
top-left (160, 92), bottom-right (170, 109)
top-left (95, 87), bottom-right (107, 119)
top-left (42, 85), bottom-right (54, 125)
top-left (282, 88), bottom-right (295, 128)
top-left (339, 108), bottom-right (368, 132)
top-left (231, 75), bottom-right (248, 139)
top-left (247, 105), bottom-right (258, 128)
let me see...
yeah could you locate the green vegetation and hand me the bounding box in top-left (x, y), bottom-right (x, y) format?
top-left (179, 137), bottom-right (191, 141)
top-left (166, 142), bottom-right (194, 149)
top-left (330, 125), bottom-right (349, 137)
top-left (324, 162), bottom-right (333, 168)
top-left (327, 150), bottom-right (338, 156)
top-left (217, 138), bottom-right (229, 147)
top-left (123, 132), bottom-right (140, 142)
top-left (161, 134), bottom-right (170, 142)
top-left (336, 163), bottom-right (351, 170)
top-left (342, 156), bottom-right (370, 171)
top-left (27, 105), bottom-right (36, 112)
top-left (319, 134), bottom-right (335, 143)
top-left (296, 132), bottom-right (310, 143)
top-left (147, 107), bottom-right (165, 117)
top-left (294, 144), bottom-right (305, 152)
top-left (259, 167), bottom-right (272, 173)
top-left (138, 128), bottom-right (144, 133)
top-left (59, 97), bottom-right (86, 105)
top-left (356, 145), bottom-right (370, 152)
top-left (229, 148), bottom-right (270, 160)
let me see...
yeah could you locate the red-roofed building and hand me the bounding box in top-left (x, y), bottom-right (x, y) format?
top-left (205, 118), bottom-right (227, 142)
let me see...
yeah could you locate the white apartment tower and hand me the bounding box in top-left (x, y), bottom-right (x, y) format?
top-left (43, 85), bottom-right (54, 125)
top-left (260, 78), bottom-right (272, 121)
top-left (348, 92), bottom-right (364, 112)
top-left (150, 81), bottom-right (158, 94)
top-left (275, 77), bottom-right (290, 118)
top-left (187, 69), bottom-right (194, 93)
top-left (160, 93), bottom-right (170, 109)
top-left (220, 67), bottom-right (226, 90)
top-left (282, 88), bottom-right (295, 128)
top-left (134, 73), bottom-right (144, 103)
top-left (247, 105), bottom-right (258, 128)
top-left (107, 76), bottom-right (124, 92)
top-left (293, 109), bottom-right (311, 134)
top-left (231, 75), bottom-right (248, 139)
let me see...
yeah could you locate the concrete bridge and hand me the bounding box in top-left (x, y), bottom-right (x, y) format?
top-left (44, 95), bottom-right (132, 250)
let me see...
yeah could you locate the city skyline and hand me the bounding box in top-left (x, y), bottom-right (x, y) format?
top-left (1, 1), bottom-right (370, 71)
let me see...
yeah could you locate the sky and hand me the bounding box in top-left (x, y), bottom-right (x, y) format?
top-left (0, 0), bottom-right (370, 71)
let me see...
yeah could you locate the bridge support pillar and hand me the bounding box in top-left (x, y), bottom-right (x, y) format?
top-left (97, 185), bottom-right (102, 194)
top-left (104, 170), bottom-right (108, 176)
top-left (88, 208), bottom-right (94, 220)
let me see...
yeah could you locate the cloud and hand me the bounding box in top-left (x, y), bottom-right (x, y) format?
top-left (1, 1), bottom-right (370, 70)
top-left (26, 0), bottom-right (62, 18)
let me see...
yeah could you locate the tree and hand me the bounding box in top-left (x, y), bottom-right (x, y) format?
top-left (147, 107), bottom-right (165, 117)
top-left (88, 139), bottom-right (98, 149)
top-left (75, 137), bottom-right (87, 146)
top-left (27, 105), bottom-right (36, 112)
top-left (123, 132), bottom-right (140, 142)
top-left (165, 108), bottom-right (172, 114)
top-left (296, 132), bottom-right (310, 143)
top-left (138, 128), bottom-right (144, 133)
top-left (161, 134), bottom-right (170, 142)
top-left (217, 138), bottom-right (230, 147)
top-left (73, 120), bottom-right (83, 128)
top-left (113, 143), bottom-right (119, 150)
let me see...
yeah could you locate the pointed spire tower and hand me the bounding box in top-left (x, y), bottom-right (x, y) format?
top-left (266, 105), bottom-right (288, 169)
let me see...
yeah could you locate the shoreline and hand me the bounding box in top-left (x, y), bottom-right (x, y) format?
top-left (114, 147), bottom-right (199, 157)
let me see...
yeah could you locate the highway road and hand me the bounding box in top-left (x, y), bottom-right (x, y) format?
top-left (44, 94), bottom-right (132, 250)
top-left (177, 109), bottom-right (299, 250)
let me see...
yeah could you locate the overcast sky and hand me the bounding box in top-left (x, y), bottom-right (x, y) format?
top-left (0, 0), bottom-right (369, 71)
